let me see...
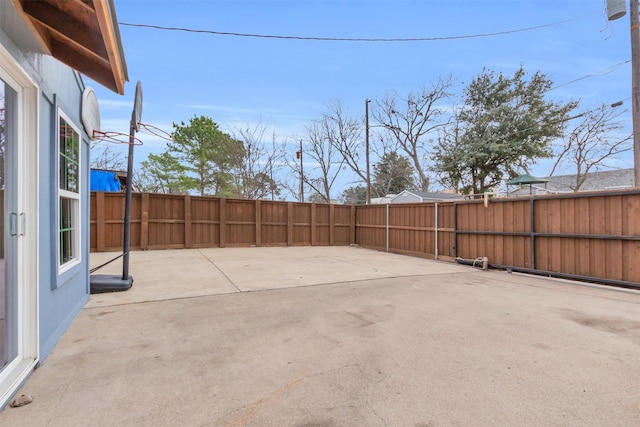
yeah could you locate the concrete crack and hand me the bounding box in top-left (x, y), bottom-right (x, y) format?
top-left (366, 394), bottom-right (388, 427)
top-left (198, 249), bottom-right (242, 292)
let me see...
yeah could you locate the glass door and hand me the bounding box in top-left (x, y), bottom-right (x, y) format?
top-left (0, 46), bottom-right (38, 407)
top-left (0, 79), bottom-right (18, 373)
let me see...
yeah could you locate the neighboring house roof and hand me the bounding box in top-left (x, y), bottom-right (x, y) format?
top-left (11, 0), bottom-right (128, 94)
top-left (508, 168), bottom-right (635, 196)
top-left (370, 195), bottom-right (396, 204)
top-left (390, 190), bottom-right (463, 203)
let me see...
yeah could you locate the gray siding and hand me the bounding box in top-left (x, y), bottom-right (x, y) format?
top-left (38, 58), bottom-right (91, 362)
top-left (0, 23), bottom-right (91, 362)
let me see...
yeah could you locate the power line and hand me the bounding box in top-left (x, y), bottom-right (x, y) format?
top-left (552, 60), bottom-right (631, 90)
top-left (120, 13), bottom-right (595, 43)
top-left (120, 12), bottom-right (627, 96)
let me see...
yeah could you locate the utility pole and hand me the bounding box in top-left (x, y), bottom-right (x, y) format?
top-left (365, 99), bottom-right (371, 204)
top-left (607, 0), bottom-right (640, 187)
top-left (632, 0), bottom-right (640, 187)
top-left (297, 139), bottom-right (304, 202)
top-left (269, 159), bottom-right (274, 201)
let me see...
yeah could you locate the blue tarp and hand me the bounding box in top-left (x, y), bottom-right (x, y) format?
top-left (90, 170), bottom-right (121, 191)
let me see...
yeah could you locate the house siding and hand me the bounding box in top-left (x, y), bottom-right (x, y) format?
top-left (1, 16), bottom-right (91, 363)
top-left (37, 59), bottom-right (91, 363)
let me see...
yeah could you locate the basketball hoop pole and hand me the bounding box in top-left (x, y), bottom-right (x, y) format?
top-left (121, 109), bottom-right (135, 280)
top-left (122, 81), bottom-right (142, 281)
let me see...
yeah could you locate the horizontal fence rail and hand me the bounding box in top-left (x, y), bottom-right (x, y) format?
top-left (91, 190), bottom-right (640, 288)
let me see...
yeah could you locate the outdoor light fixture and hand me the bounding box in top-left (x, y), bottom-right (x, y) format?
top-left (607, 0), bottom-right (627, 20)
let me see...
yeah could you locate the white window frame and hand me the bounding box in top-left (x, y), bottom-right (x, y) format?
top-left (57, 110), bottom-right (81, 274)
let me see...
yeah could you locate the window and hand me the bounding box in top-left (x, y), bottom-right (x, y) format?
top-left (58, 113), bottom-right (81, 270)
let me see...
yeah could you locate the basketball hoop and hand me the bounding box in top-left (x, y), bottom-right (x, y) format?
top-left (137, 122), bottom-right (174, 141)
top-left (133, 81), bottom-right (143, 132)
top-left (92, 130), bottom-right (144, 145)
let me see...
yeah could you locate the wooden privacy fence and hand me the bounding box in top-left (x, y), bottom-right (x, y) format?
top-left (454, 191), bottom-right (640, 287)
top-left (90, 192), bottom-right (355, 252)
top-left (91, 190), bottom-right (640, 287)
top-left (356, 190), bottom-right (640, 287)
top-left (355, 202), bottom-right (456, 260)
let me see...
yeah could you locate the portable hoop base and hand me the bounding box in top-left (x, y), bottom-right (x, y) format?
top-left (90, 274), bottom-right (133, 294)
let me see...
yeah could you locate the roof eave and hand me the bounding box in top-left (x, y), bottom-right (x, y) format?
top-left (10, 0), bottom-right (128, 95)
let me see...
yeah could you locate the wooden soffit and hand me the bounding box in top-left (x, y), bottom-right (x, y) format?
top-left (12, 0), bottom-right (128, 94)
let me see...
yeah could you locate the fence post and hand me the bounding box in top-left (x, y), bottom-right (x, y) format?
top-left (140, 193), bottom-right (149, 250)
top-left (350, 205), bottom-right (356, 245)
top-left (530, 198), bottom-right (536, 270)
top-left (219, 198), bottom-right (226, 248)
top-left (386, 203), bottom-right (390, 252)
top-left (184, 195), bottom-right (192, 249)
top-left (287, 202), bottom-right (293, 246)
top-left (96, 192), bottom-right (105, 252)
top-left (435, 202), bottom-right (439, 260)
top-left (453, 203), bottom-right (458, 258)
top-left (255, 200), bottom-right (262, 247)
top-left (329, 204), bottom-right (335, 246)
top-left (311, 203), bottom-right (317, 245)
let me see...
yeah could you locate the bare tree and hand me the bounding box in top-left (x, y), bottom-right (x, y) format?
top-left (90, 143), bottom-right (126, 171)
top-left (373, 77), bottom-right (453, 191)
top-left (322, 99), bottom-right (365, 183)
top-left (549, 103), bottom-right (632, 191)
top-left (229, 121), bottom-right (285, 200)
top-left (288, 119), bottom-right (346, 203)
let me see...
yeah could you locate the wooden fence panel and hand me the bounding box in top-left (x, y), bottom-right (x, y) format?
top-left (385, 203), bottom-right (434, 258)
top-left (334, 205), bottom-right (353, 245)
top-left (104, 192), bottom-right (126, 251)
top-left (437, 202), bottom-right (455, 259)
top-left (89, 191), bottom-right (99, 252)
top-left (225, 199), bottom-right (256, 247)
top-left (355, 205), bottom-right (387, 251)
top-left (291, 203), bottom-right (311, 245)
top-left (190, 196), bottom-right (220, 248)
top-left (315, 204), bottom-right (331, 245)
top-left (260, 201), bottom-right (288, 246)
top-left (147, 194), bottom-right (184, 250)
top-left (455, 200), bottom-right (532, 268)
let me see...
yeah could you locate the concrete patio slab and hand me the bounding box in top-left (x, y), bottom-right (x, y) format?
top-left (200, 246), bottom-right (467, 292)
top-left (1, 247), bottom-right (639, 426)
top-left (87, 249), bottom-right (241, 308)
top-left (87, 246), bottom-right (468, 306)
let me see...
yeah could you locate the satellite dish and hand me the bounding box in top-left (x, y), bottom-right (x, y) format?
top-left (81, 87), bottom-right (100, 138)
top-left (133, 81), bottom-right (143, 132)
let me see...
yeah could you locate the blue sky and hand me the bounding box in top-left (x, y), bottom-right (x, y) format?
top-left (89, 0), bottom-right (634, 197)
